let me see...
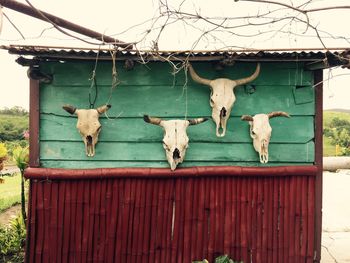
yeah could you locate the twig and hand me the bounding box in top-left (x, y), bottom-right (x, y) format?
top-left (2, 11), bottom-right (25, 39)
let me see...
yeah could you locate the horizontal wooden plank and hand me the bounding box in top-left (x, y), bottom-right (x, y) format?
top-left (40, 160), bottom-right (313, 169)
top-left (40, 115), bottom-right (314, 144)
top-left (40, 141), bottom-right (314, 163)
top-left (41, 61), bottom-right (313, 87)
top-left (40, 85), bottom-right (315, 116)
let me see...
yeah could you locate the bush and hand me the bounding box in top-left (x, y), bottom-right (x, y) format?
top-left (0, 111), bottom-right (29, 142)
top-left (323, 115), bottom-right (350, 156)
top-left (3, 141), bottom-right (28, 163)
top-left (0, 214), bottom-right (26, 263)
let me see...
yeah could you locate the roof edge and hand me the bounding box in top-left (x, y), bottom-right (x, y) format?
top-left (2, 44), bottom-right (350, 69)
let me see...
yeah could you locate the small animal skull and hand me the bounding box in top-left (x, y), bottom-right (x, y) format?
top-left (143, 115), bottom-right (208, 171)
top-left (188, 63), bottom-right (260, 137)
top-left (63, 104), bottom-right (111, 157)
top-left (241, 111), bottom-right (290, 163)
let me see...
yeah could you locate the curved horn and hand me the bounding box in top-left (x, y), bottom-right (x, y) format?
top-left (143, 115), bottom-right (163, 126)
top-left (96, 104), bottom-right (111, 114)
top-left (62, 104), bottom-right (77, 115)
top-left (234, 63), bottom-right (260, 86)
top-left (188, 117), bottom-right (208, 126)
top-left (188, 63), bottom-right (212, 86)
top-left (267, 111), bottom-right (290, 119)
top-left (241, 115), bottom-right (254, 122)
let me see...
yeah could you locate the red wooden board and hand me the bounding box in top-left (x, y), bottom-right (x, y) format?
top-left (25, 167), bottom-right (318, 263)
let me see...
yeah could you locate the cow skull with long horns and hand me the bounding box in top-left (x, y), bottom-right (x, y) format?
top-left (144, 115), bottom-right (208, 171)
top-left (63, 104), bottom-right (111, 157)
top-left (188, 63), bottom-right (260, 137)
top-left (241, 111), bottom-right (290, 163)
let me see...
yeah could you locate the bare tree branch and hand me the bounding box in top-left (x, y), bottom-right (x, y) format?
top-left (2, 11), bottom-right (25, 39)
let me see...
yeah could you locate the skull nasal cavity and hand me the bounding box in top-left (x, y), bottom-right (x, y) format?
top-left (173, 148), bottom-right (181, 160)
top-left (86, 135), bottom-right (93, 146)
top-left (220, 107), bottom-right (227, 118)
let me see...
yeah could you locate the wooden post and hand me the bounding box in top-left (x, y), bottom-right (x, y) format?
top-left (29, 78), bottom-right (40, 167)
top-left (314, 69), bottom-right (323, 263)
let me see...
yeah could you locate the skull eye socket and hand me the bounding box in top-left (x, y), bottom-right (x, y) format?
top-left (250, 129), bottom-right (257, 137)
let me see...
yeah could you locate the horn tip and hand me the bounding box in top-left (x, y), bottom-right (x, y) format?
top-left (143, 115), bottom-right (151, 123)
top-left (106, 104), bottom-right (112, 109)
top-left (241, 115), bottom-right (253, 121)
top-left (62, 104), bottom-right (76, 115)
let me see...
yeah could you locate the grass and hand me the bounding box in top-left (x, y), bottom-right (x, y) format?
top-left (323, 136), bottom-right (336, 156)
top-left (0, 173), bottom-right (21, 212)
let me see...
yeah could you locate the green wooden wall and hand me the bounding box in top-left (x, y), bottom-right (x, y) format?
top-left (39, 60), bottom-right (315, 168)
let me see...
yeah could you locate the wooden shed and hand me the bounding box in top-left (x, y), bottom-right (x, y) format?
top-left (5, 45), bottom-right (348, 263)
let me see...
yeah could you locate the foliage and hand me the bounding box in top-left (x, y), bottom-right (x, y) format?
top-left (0, 173), bottom-right (21, 212)
top-left (12, 146), bottom-right (29, 221)
top-left (323, 112), bottom-right (350, 156)
top-left (12, 146), bottom-right (29, 172)
top-left (0, 143), bottom-right (7, 159)
top-left (0, 214), bottom-right (26, 263)
top-left (0, 112), bottom-right (28, 142)
top-left (3, 140), bottom-right (29, 163)
top-left (193, 255), bottom-right (243, 263)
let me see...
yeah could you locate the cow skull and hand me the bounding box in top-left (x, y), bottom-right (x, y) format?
top-left (63, 104), bottom-right (111, 157)
top-left (241, 111), bottom-right (290, 163)
top-left (144, 115), bottom-right (208, 171)
top-left (188, 63), bottom-right (260, 137)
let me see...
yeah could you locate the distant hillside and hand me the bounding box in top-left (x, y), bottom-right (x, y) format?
top-left (324, 109), bottom-right (350, 114)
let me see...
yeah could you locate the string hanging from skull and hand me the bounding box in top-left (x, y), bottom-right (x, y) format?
top-left (241, 111), bottom-right (290, 163)
top-left (188, 63), bottom-right (260, 137)
top-left (63, 104), bottom-right (111, 157)
top-left (143, 115), bottom-right (208, 171)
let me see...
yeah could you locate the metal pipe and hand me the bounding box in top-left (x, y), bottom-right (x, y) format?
top-left (323, 157), bottom-right (350, 171)
top-left (0, 0), bottom-right (133, 49)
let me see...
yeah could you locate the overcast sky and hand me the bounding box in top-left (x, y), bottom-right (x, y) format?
top-left (0, 0), bottom-right (350, 110)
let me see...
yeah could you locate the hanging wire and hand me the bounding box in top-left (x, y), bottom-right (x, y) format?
top-left (104, 47), bottom-right (123, 120)
top-left (88, 45), bottom-right (100, 108)
top-left (106, 48), bottom-right (119, 105)
top-left (183, 61), bottom-right (189, 120)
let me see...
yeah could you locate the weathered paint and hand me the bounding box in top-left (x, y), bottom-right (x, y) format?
top-left (39, 61), bottom-right (315, 168)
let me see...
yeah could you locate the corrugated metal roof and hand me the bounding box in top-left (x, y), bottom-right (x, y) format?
top-left (1, 45), bottom-right (350, 68)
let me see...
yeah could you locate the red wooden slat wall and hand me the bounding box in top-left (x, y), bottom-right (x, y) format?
top-left (25, 167), bottom-right (317, 263)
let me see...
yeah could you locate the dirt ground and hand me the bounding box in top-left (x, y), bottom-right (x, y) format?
top-left (0, 204), bottom-right (21, 226)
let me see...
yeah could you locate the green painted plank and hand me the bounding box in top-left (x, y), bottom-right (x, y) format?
top-left (41, 61), bottom-right (313, 87)
top-left (40, 141), bottom-right (314, 163)
top-left (40, 115), bottom-right (314, 144)
top-left (40, 160), bottom-right (313, 169)
top-left (40, 85), bottom-right (314, 116)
